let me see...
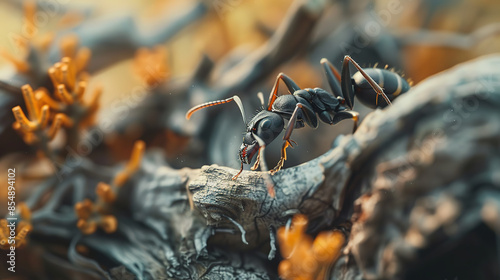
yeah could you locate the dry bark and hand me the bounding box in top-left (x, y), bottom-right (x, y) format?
top-left (9, 29), bottom-right (500, 280)
top-left (115, 55), bottom-right (500, 279)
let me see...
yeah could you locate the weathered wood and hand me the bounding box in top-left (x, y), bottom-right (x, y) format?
top-left (332, 54), bottom-right (500, 279)
top-left (13, 39), bottom-right (500, 280)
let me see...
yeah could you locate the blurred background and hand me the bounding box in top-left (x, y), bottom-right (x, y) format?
top-left (0, 0), bottom-right (499, 278)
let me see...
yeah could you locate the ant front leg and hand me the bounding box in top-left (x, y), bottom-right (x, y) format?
top-left (251, 133), bottom-right (276, 197)
top-left (267, 73), bottom-right (301, 111)
top-left (341, 55), bottom-right (392, 108)
top-left (270, 103), bottom-right (315, 175)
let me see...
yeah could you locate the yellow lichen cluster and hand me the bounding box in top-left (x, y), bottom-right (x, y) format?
top-left (133, 46), bottom-right (169, 87)
top-left (12, 53), bottom-right (100, 153)
top-left (278, 214), bottom-right (345, 280)
top-left (46, 54), bottom-right (100, 128)
top-left (12, 84), bottom-right (73, 145)
top-left (5, 1), bottom-right (98, 153)
top-left (75, 198), bottom-right (117, 235)
top-left (0, 203), bottom-right (32, 250)
top-left (75, 140), bottom-right (145, 235)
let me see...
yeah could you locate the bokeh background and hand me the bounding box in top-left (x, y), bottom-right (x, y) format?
top-left (0, 0), bottom-right (499, 279)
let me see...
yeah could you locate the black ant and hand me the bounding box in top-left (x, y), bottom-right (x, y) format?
top-left (186, 55), bottom-right (410, 196)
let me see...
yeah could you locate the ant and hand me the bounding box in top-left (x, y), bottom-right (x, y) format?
top-left (186, 55), bottom-right (410, 196)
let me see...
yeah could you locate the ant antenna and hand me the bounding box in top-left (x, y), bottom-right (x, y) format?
top-left (232, 162), bottom-right (244, 180)
top-left (186, 95), bottom-right (246, 124)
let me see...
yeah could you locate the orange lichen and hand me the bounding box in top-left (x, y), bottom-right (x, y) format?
top-left (75, 199), bottom-right (93, 220)
top-left (0, 48), bottom-right (30, 73)
top-left (12, 85), bottom-right (73, 145)
top-left (133, 46), bottom-right (169, 86)
top-left (45, 54), bottom-right (102, 114)
top-left (96, 182), bottom-right (116, 203)
top-left (0, 203), bottom-right (33, 250)
top-left (60, 34), bottom-right (79, 58)
top-left (48, 55), bottom-right (90, 94)
top-left (75, 141), bottom-right (145, 235)
top-left (277, 214), bottom-right (345, 280)
top-left (44, 55), bottom-right (99, 128)
top-left (1, 1), bottom-right (93, 74)
top-left (113, 140), bottom-right (145, 187)
top-left (75, 199), bottom-right (118, 235)
top-left (12, 52), bottom-right (100, 156)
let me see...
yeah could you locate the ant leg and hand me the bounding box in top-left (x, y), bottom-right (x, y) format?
top-left (342, 55), bottom-right (392, 107)
top-left (320, 58), bottom-right (343, 99)
top-left (270, 103), bottom-right (310, 175)
top-left (252, 133), bottom-right (276, 197)
top-left (332, 111), bottom-right (359, 133)
top-left (232, 162), bottom-right (244, 180)
top-left (233, 143), bottom-right (275, 198)
top-left (267, 73), bottom-right (301, 111)
top-left (340, 57), bottom-right (355, 110)
top-left (251, 149), bottom-right (261, 171)
top-left (186, 95), bottom-right (246, 124)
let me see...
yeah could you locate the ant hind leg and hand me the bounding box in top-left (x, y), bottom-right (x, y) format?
top-left (270, 103), bottom-right (312, 175)
top-left (342, 55), bottom-right (392, 107)
top-left (320, 58), bottom-right (343, 100)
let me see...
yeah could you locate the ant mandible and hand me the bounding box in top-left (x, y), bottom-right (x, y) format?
top-left (186, 55), bottom-right (410, 196)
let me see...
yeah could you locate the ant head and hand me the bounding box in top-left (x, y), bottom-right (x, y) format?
top-left (239, 111), bottom-right (284, 164)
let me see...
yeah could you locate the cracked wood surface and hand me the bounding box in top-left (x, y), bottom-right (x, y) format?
top-left (15, 54), bottom-right (500, 280)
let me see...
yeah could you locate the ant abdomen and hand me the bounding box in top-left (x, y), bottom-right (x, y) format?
top-left (352, 68), bottom-right (410, 109)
